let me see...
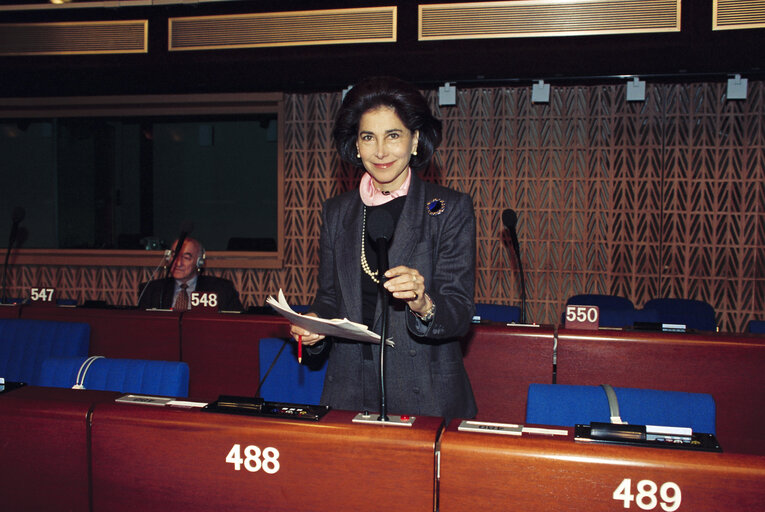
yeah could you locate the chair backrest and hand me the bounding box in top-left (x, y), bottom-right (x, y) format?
top-left (258, 337), bottom-right (327, 405)
top-left (563, 294), bottom-right (636, 328)
top-left (0, 318), bottom-right (90, 385)
top-left (474, 303), bottom-right (521, 323)
top-left (526, 383), bottom-right (716, 434)
top-left (642, 298), bottom-right (717, 331)
top-left (39, 356), bottom-right (189, 398)
top-left (747, 320), bottom-right (765, 334)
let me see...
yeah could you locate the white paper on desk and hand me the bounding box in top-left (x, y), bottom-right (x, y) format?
top-left (267, 289), bottom-right (392, 346)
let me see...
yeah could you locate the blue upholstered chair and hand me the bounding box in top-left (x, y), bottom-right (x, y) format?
top-left (0, 318), bottom-right (90, 385)
top-left (39, 356), bottom-right (189, 398)
top-left (563, 294), bottom-right (636, 328)
top-left (747, 320), bottom-right (765, 334)
top-left (641, 298), bottom-right (717, 331)
top-left (526, 383), bottom-right (716, 434)
top-left (258, 337), bottom-right (328, 405)
top-left (474, 303), bottom-right (521, 323)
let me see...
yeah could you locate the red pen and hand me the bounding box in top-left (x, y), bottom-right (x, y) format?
top-left (297, 334), bottom-right (302, 364)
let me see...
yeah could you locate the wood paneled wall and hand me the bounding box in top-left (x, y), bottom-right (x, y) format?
top-left (7, 80), bottom-right (764, 332)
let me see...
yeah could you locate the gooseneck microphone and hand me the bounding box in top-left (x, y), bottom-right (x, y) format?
top-left (159, 220), bottom-right (194, 309)
top-left (2, 207), bottom-right (25, 304)
top-left (502, 208), bottom-right (527, 323)
top-left (165, 220), bottom-right (194, 279)
top-left (366, 207), bottom-right (395, 422)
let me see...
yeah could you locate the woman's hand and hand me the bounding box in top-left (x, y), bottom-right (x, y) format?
top-left (289, 312), bottom-right (326, 346)
top-left (383, 265), bottom-right (433, 317)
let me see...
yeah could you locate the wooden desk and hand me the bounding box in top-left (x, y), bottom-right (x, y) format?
top-left (91, 403), bottom-right (442, 512)
top-left (180, 312), bottom-right (290, 400)
top-left (461, 323), bottom-right (554, 423)
top-left (556, 328), bottom-right (765, 454)
top-left (0, 386), bottom-right (120, 512)
top-left (0, 303), bottom-right (21, 318)
top-left (438, 420), bottom-right (765, 511)
top-left (20, 306), bottom-right (182, 361)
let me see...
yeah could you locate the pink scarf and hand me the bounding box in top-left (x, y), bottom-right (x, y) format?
top-left (359, 168), bottom-right (411, 206)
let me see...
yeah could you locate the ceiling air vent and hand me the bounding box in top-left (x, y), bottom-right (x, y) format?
top-left (0, 20), bottom-right (147, 56)
top-left (419, 0), bottom-right (680, 41)
top-left (714, 0), bottom-right (765, 30)
top-left (169, 6), bottom-right (397, 51)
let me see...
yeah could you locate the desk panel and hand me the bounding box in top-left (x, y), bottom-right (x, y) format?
top-left (556, 329), bottom-right (765, 454)
top-left (462, 324), bottom-right (554, 423)
top-left (0, 386), bottom-right (120, 512)
top-left (91, 404), bottom-right (441, 512)
top-left (439, 420), bottom-right (765, 511)
top-left (181, 313), bottom-right (290, 400)
top-left (20, 306), bottom-right (182, 361)
top-left (0, 303), bottom-right (21, 318)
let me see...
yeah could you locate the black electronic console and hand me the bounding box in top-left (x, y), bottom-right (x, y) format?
top-left (575, 422), bottom-right (721, 452)
top-left (0, 380), bottom-right (26, 394)
top-left (204, 395), bottom-right (330, 421)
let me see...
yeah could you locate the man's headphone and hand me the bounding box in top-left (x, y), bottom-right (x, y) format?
top-left (165, 240), bottom-right (206, 270)
top-left (196, 246), bottom-right (206, 270)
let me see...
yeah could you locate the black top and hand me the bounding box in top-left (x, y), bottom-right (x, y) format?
top-left (361, 196), bottom-right (406, 360)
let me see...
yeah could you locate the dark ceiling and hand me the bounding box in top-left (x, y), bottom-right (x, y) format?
top-left (1, 0), bottom-right (763, 97)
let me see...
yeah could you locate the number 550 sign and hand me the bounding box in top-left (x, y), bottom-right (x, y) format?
top-left (564, 305), bottom-right (599, 330)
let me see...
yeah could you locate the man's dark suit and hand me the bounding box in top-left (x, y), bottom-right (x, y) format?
top-left (309, 174), bottom-right (477, 420)
top-left (137, 275), bottom-right (243, 312)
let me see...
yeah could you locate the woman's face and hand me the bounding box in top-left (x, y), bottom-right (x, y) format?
top-left (356, 106), bottom-right (419, 192)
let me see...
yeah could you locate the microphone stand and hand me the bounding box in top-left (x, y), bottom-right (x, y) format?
top-left (1, 223), bottom-right (20, 305)
top-left (513, 236), bottom-right (527, 324)
top-left (375, 238), bottom-right (390, 422)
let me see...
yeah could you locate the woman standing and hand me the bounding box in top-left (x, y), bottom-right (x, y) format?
top-left (290, 76), bottom-right (477, 420)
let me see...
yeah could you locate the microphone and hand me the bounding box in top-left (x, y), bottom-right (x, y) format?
top-left (366, 208), bottom-right (395, 421)
top-left (136, 249), bottom-right (172, 309)
top-left (164, 220), bottom-right (194, 280)
top-left (159, 220), bottom-right (194, 309)
top-left (502, 208), bottom-right (527, 323)
top-left (367, 208), bottom-right (394, 278)
top-left (2, 207), bottom-right (25, 304)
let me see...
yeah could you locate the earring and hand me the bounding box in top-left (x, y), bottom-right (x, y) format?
top-left (412, 148), bottom-right (418, 156)
top-left (357, 152), bottom-right (361, 159)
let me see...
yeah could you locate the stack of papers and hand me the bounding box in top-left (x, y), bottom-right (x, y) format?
top-left (266, 289), bottom-right (392, 345)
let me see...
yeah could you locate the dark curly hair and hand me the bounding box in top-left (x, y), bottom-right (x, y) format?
top-left (332, 76), bottom-right (442, 172)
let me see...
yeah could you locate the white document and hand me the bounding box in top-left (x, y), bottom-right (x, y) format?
top-left (267, 289), bottom-right (392, 345)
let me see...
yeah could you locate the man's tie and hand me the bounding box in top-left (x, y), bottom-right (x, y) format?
top-left (174, 283), bottom-right (189, 311)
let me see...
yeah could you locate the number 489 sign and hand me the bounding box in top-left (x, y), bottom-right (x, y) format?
top-left (564, 304), bottom-right (600, 330)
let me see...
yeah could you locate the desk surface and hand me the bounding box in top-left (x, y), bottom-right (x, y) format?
top-left (181, 312), bottom-right (290, 400)
top-left (556, 328), bottom-right (765, 454)
top-left (91, 402), bottom-right (442, 512)
top-left (0, 386), bottom-right (121, 512)
top-left (20, 305), bottom-right (182, 360)
top-left (438, 419), bottom-right (765, 511)
top-left (461, 323), bottom-right (554, 422)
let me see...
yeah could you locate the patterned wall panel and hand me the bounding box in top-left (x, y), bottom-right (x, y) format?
top-left (7, 81), bottom-right (764, 332)
top-left (661, 81), bottom-right (764, 330)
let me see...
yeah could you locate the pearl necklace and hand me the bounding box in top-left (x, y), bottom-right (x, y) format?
top-left (360, 206), bottom-right (380, 284)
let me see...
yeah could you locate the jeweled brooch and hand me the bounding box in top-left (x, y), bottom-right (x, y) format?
top-left (426, 198), bottom-right (446, 216)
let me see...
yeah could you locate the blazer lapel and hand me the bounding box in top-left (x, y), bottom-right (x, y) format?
top-left (372, 175), bottom-right (426, 330)
top-left (336, 196), bottom-right (364, 321)
top-left (389, 174), bottom-right (425, 267)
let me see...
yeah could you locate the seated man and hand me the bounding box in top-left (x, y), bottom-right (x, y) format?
top-left (137, 237), bottom-right (243, 312)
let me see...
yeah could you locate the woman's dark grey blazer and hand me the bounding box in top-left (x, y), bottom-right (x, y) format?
top-left (309, 174), bottom-right (478, 420)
